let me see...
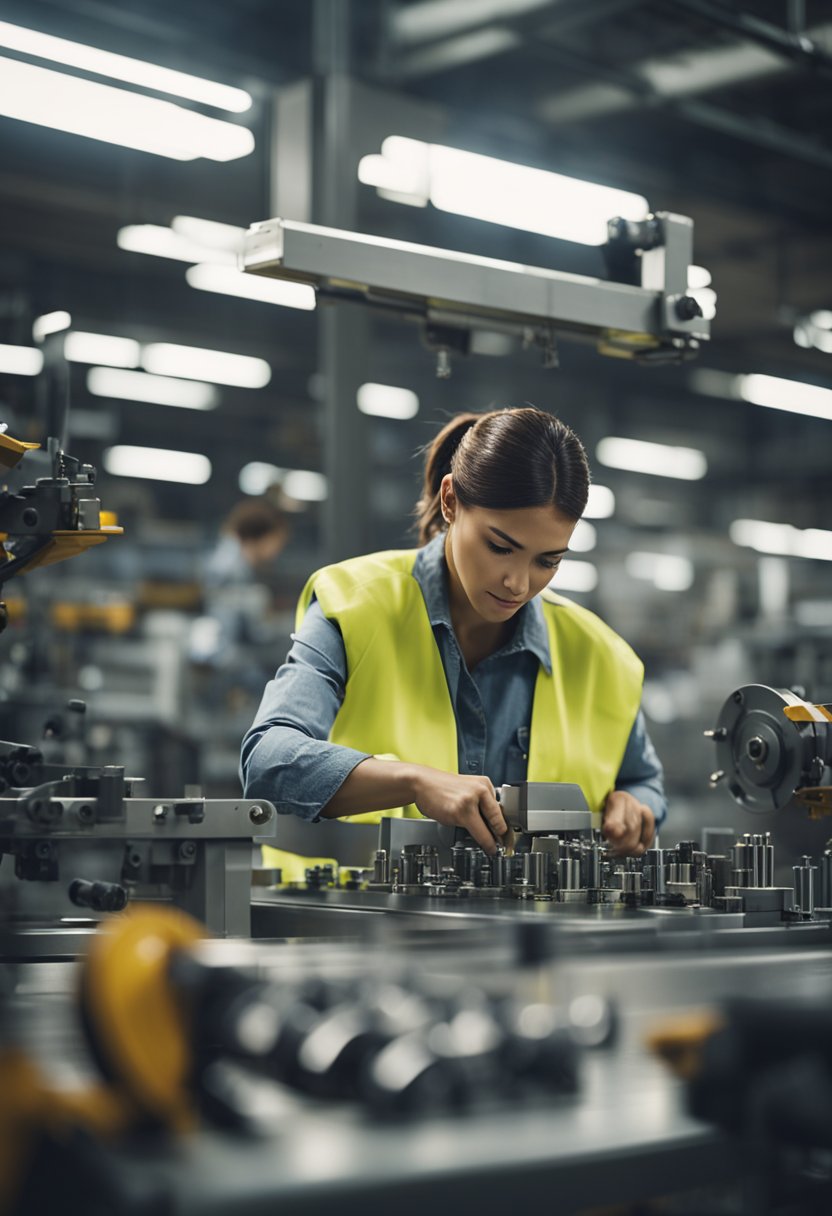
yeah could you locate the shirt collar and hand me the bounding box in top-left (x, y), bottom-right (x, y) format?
top-left (413, 533), bottom-right (552, 673)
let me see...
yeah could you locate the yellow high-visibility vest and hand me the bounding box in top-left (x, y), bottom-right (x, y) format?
top-left (263, 549), bottom-right (643, 879)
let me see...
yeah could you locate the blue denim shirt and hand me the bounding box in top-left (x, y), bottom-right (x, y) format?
top-left (241, 535), bottom-right (667, 825)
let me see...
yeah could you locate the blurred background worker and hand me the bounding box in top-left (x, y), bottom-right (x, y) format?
top-left (190, 496), bottom-right (291, 697)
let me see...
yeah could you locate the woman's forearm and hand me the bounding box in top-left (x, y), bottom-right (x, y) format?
top-left (320, 758), bottom-right (419, 818)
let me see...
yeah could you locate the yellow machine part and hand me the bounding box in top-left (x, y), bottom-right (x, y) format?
top-left (82, 905), bottom-right (206, 1133)
top-left (0, 1049), bottom-right (130, 1211)
top-left (646, 1010), bottom-right (724, 1081)
top-left (7, 526), bottom-right (123, 575)
top-left (794, 786), bottom-right (832, 818)
top-left (50, 600), bottom-right (135, 634)
top-left (784, 703), bottom-right (832, 723)
top-left (0, 433), bottom-right (39, 469)
top-left (597, 329), bottom-right (661, 360)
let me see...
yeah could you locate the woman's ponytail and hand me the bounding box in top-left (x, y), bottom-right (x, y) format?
top-left (413, 413), bottom-right (479, 544)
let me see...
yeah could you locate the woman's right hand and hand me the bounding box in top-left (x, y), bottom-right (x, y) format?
top-left (409, 765), bottom-right (509, 855)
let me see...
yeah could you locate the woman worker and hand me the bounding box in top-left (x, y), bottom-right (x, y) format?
top-left (241, 407), bottom-right (666, 878)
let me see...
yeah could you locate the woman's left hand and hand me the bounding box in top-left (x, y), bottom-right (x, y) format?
top-left (602, 790), bottom-right (655, 857)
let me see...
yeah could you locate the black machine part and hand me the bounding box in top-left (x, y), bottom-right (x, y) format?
top-left (709, 685), bottom-right (832, 813)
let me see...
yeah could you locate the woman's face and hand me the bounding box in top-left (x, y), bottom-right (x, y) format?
top-left (441, 475), bottom-right (578, 625)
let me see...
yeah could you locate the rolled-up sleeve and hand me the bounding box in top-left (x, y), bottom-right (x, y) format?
top-left (615, 708), bottom-right (668, 827)
top-left (240, 599), bottom-right (370, 820)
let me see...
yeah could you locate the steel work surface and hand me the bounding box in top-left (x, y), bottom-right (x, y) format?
top-left (8, 938), bottom-right (832, 1214)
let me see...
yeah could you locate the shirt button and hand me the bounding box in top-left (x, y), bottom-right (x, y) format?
top-left (467, 761), bottom-right (478, 771)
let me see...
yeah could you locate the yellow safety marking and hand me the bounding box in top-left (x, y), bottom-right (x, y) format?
top-left (0, 433), bottom-right (39, 469)
top-left (646, 1010), bottom-right (724, 1081)
top-left (784, 703), bottom-right (832, 723)
top-left (795, 786), bottom-right (832, 819)
top-left (10, 527), bottom-right (123, 575)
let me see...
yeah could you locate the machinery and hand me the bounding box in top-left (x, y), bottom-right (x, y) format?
top-left (250, 779), bottom-right (832, 943)
top-left (241, 211), bottom-right (709, 375)
top-left (0, 735), bottom-right (277, 946)
top-left (706, 683), bottom-right (832, 818)
top-left (0, 435), bottom-right (278, 949)
top-left (0, 432), bottom-right (122, 630)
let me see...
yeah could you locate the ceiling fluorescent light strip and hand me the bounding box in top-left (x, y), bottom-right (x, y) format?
top-left (0, 19), bottom-right (251, 112)
top-left (358, 135), bottom-right (648, 246)
top-left (65, 332), bottom-right (141, 367)
top-left (584, 484), bottom-right (615, 518)
top-left (142, 343), bottom-right (271, 388)
top-left (239, 462), bottom-right (284, 496)
top-left (731, 519), bottom-right (832, 562)
top-left (186, 264), bottom-right (316, 310)
top-left (357, 382), bottom-right (419, 419)
top-left (87, 367), bottom-right (218, 409)
top-left (626, 551), bottom-right (694, 591)
top-left (596, 436), bottom-right (707, 480)
top-left (32, 310), bottom-right (71, 341)
top-left (736, 374), bottom-right (832, 422)
top-left (0, 343), bottom-right (43, 375)
top-left (171, 216), bottom-right (245, 251)
top-left (0, 57), bottom-right (254, 162)
top-left (117, 225), bottom-right (236, 265)
top-left (104, 444), bottom-right (212, 484)
top-left (549, 559), bottom-right (598, 593)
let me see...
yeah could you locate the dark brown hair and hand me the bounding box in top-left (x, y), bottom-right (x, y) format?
top-left (225, 498), bottom-right (289, 543)
top-left (414, 407), bottom-right (590, 545)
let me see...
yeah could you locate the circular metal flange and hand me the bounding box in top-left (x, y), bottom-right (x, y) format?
top-left (712, 685), bottom-right (817, 812)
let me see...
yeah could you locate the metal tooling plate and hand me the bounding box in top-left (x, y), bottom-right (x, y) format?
top-left (0, 798), bottom-right (277, 839)
top-left (251, 888), bottom-right (832, 954)
top-left (9, 942), bottom-right (832, 1214)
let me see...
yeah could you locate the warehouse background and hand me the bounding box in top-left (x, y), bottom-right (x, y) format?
top-left (1, 0), bottom-right (831, 861)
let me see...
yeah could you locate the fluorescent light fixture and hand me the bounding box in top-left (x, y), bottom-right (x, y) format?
top-left (87, 367), bottom-right (218, 410)
top-left (626, 551), bottom-right (694, 592)
top-left (0, 343), bottom-right (44, 375)
top-left (584, 484), bottom-right (615, 519)
top-left (549, 559), bottom-right (598, 593)
top-left (731, 519), bottom-right (832, 562)
top-left (283, 470), bottom-right (327, 501)
top-left (186, 263), bottom-right (317, 310)
top-left (32, 310), bottom-right (71, 341)
top-left (358, 136), bottom-right (648, 246)
top-left (737, 373), bottom-right (832, 422)
top-left (65, 331), bottom-right (140, 367)
top-left (104, 444), bottom-right (211, 484)
top-left (392, 0), bottom-right (551, 45)
top-left (142, 343), bottom-right (271, 388)
top-left (0, 57), bottom-right (254, 162)
top-left (688, 265), bottom-right (712, 289)
top-left (596, 436), bottom-right (707, 480)
top-left (357, 382), bottom-right (419, 420)
top-left (0, 20), bottom-right (251, 112)
top-left (171, 216), bottom-right (245, 251)
top-left (569, 520), bottom-right (597, 552)
top-left (117, 224), bottom-right (236, 265)
top-left (398, 28), bottom-right (520, 78)
top-left (239, 462), bottom-right (283, 496)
